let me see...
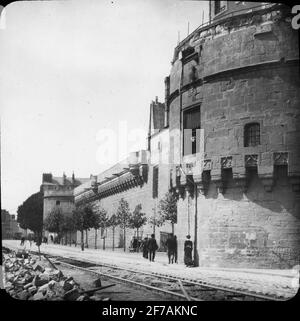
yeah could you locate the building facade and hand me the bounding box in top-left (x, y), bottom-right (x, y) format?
top-left (61, 1), bottom-right (299, 268)
top-left (1, 210), bottom-right (21, 239)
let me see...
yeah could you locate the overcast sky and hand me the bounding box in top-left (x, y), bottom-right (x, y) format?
top-left (0, 0), bottom-right (209, 214)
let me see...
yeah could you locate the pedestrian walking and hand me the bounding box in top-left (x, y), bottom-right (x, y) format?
top-left (28, 234), bottom-right (32, 248)
top-left (147, 234), bottom-right (158, 262)
top-left (20, 236), bottom-right (25, 246)
top-left (141, 237), bottom-right (149, 259)
top-left (184, 235), bottom-right (193, 267)
top-left (174, 235), bottom-right (178, 263)
top-left (166, 234), bottom-right (177, 264)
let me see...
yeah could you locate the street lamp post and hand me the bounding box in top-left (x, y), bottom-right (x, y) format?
top-left (179, 165), bottom-right (199, 267)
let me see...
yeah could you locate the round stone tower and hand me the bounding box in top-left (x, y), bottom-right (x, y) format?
top-left (167, 2), bottom-right (300, 268)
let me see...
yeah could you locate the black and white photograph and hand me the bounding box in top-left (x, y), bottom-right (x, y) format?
top-left (1, 0), bottom-right (300, 311)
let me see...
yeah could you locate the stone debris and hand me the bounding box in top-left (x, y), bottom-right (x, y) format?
top-left (3, 251), bottom-right (110, 301)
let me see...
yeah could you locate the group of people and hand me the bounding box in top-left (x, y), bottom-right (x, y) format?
top-left (140, 233), bottom-right (194, 267)
top-left (140, 234), bottom-right (159, 262)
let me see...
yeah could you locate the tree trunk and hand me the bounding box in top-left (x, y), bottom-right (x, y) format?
top-left (136, 228), bottom-right (139, 253)
top-left (95, 229), bottom-right (97, 249)
top-left (112, 227), bottom-right (115, 251)
top-left (69, 231), bottom-right (72, 246)
top-left (172, 223), bottom-right (174, 235)
top-left (103, 237), bottom-right (106, 250)
top-left (81, 230), bottom-right (84, 251)
top-left (123, 227), bottom-right (126, 252)
top-left (85, 230), bottom-right (89, 248)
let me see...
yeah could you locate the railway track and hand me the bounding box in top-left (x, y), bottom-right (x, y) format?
top-left (3, 246), bottom-right (288, 301)
top-left (41, 253), bottom-right (285, 301)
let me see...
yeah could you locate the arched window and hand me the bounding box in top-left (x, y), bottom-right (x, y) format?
top-left (244, 123), bottom-right (260, 147)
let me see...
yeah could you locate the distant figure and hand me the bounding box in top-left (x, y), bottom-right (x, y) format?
top-left (174, 235), bottom-right (178, 263)
top-left (50, 235), bottom-right (54, 243)
top-left (147, 234), bottom-right (158, 262)
top-left (36, 235), bottom-right (42, 248)
top-left (20, 236), bottom-right (25, 246)
top-left (141, 237), bottom-right (149, 259)
top-left (28, 234), bottom-right (32, 247)
top-left (184, 235), bottom-right (193, 267)
top-left (133, 237), bottom-right (138, 252)
top-left (166, 234), bottom-right (177, 264)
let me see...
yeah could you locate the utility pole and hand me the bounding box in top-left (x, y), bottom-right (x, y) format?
top-left (179, 166), bottom-right (199, 267)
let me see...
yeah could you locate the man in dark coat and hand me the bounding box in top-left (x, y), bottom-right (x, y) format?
top-left (166, 234), bottom-right (177, 264)
top-left (147, 234), bottom-right (158, 262)
top-left (141, 237), bottom-right (149, 259)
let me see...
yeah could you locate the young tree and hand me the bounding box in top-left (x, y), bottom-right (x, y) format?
top-left (129, 204), bottom-right (147, 251)
top-left (92, 205), bottom-right (108, 249)
top-left (43, 207), bottom-right (65, 244)
top-left (72, 205), bottom-right (88, 251)
top-left (83, 204), bottom-right (98, 248)
top-left (148, 214), bottom-right (164, 235)
top-left (157, 192), bottom-right (178, 234)
top-left (97, 207), bottom-right (108, 250)
top-left (72, 204), bottom-right (99, 251)
top-left (106, 213), bottom-right (119, 251)
top-left (61, 215), bottom-right (75, 246)
top-left (116, 198), bottom-right (132, 252)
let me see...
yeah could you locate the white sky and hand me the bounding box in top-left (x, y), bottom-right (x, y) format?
top-left (0, 0), bottom-right (209, 214)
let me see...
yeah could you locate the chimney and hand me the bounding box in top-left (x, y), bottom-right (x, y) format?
top-left (63, 172), bottom-right (67, 185)
top-left (42, 173), bottom-right (52, 183)
top-left (72, 172), bottom-right (75, 184)
top-left (155, 96), bottom-right (158, 104)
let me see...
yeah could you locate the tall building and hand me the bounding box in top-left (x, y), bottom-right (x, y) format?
top-left (41, 173), bottom-right (90, 239)
top-left (1, 210), bottom-right (21, 239)
top-left (71, 1), bottom-right (299, 268)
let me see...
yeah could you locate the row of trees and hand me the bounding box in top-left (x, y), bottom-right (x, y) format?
top-left (17, 190), bottom-right (177, 252)
top-left (44, 192), bottom-right (177, 252)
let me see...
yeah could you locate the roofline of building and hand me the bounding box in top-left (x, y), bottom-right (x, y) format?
top-left (173, 2), bottom-right (281, 62)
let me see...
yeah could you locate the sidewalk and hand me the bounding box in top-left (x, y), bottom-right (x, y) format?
top-left (3, 240), bottom-right (299, 299)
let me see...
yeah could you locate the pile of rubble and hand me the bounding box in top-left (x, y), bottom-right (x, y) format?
top-left (4, 250), bottom-right (106, 301)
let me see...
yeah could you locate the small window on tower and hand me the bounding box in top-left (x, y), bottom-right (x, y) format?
top-left (56, 200), bottom-right (60, 206)
top-left (244, 123), bottom-right (260, 147)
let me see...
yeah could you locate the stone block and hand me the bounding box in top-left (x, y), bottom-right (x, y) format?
top-left (32, 264), bottom-right (45, 273)
top-left (63, 288), bottom-right (80, 301)
top-left (32, 292), bottom-right (45, 301)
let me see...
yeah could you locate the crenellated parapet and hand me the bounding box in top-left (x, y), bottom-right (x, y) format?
top-left (74, 150), bottom-right (149, 206)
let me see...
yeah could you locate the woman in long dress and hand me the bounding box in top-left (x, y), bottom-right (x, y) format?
top-left (184, 235), bottom-right (193, 267)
